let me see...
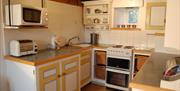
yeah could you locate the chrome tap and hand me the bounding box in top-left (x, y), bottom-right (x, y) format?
top-left (66, 36), bottom-right (80, 46)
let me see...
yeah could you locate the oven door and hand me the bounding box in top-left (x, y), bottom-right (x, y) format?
top-left (107, 57), bottom-right (131, 71)
top-left (106, 68), bottom-right (129, 88)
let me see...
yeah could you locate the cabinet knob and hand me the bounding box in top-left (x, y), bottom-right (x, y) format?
top-left (57, 74), bottom-right (61, 78)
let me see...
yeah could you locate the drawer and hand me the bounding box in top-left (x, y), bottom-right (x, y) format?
top-left (61, 56), bottom-right (79, 74)
top-left (81, 50), bottom-right (92, 57)
top-left (95, 65), bottom-right (106, 80)
top-left (95, 51), bottom-right (106, 66)
top-left (81, 55), bottom-right (91, 65)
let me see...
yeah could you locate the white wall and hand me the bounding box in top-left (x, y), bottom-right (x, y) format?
top-left (0, 0), bottom-right (7, 90)
top-left (1, 0), bottom-right (84, 91)
top-left (3, 0), bottom-right (84, 54)
top-left (84, 0), bottom-right (180, 54)
top-left (164, 0), bottom-right (180, 50)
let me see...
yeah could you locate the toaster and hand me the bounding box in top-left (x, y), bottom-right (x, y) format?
top-left (10, 40), bottom-right (38, 57)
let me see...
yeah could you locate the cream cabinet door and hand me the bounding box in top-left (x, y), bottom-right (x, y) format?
top-left (112, 0), bottom-right (143, 7)
top-left (80, 50), bottom-right (92, 87)
top-left (61, 56), bottom-right (80, 91)
top-left (38, 63), bottom-right (60, 91)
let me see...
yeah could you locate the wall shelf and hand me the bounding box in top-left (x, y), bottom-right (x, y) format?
top-left (146, 33), bottom-right (165, 36)
top-left (82, 0), bottom-right (112, 31)
top-left (111, 28), bottom-right (141, 31)
top-left (4, 26), bottom-right (48, 30)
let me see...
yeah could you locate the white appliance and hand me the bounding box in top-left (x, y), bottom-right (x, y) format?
top-left (5, 4), bottom-right (48, 26)
top-left (10, 40), bottom-right (38, 57)
top-left (106, 45), bottom-right (134, 91)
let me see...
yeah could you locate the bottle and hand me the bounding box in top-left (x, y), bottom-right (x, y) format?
top-left (51, 35), bottom-right (56, 49)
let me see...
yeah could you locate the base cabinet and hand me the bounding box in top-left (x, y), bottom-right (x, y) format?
top-left (80, 50), bottom-right (92, 87)
top-left (38, 55), bottom-right (81, 91)
top-left (38, 63), bottom-right (60, 91)
top-left (61, 56), bottom-right (80, 91)
top-left (6, 49), bottom-right (92, 91)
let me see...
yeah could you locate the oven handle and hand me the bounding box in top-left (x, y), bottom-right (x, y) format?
top-left (107, 55), bottom-right (132, 60)
top-left (106, 68), bottom-right (130, 74)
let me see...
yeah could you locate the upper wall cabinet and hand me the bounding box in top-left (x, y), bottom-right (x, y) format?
top-left (50, 0), bottom-right (81, 6)
top-left (111, 0), bottom-right (143, 30)
top-left (164, 0), bottom-right (180, 50)
top-left (145, 2), bottom-right (167, 30)
top-left (112, 0), bottom-right (143, 8)
top-left (111, 7), bottom-right (140, 30)
top-left (82, 0), bottom-right (112, 31)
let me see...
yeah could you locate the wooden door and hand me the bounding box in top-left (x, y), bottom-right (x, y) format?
top-left (38, 63), bottom-right (60, 91)
top-left (80, 50), bottom-right (92, 87)
top-left (61, 56), bottom-right (80, 91)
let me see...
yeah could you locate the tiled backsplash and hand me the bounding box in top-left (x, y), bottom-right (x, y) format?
top-left (85, 30), bottom-right (180, 54)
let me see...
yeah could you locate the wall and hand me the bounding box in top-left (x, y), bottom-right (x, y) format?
top-left (3, 0), bottom-right (84, 54)
top-left (84, 0), bottom-right (180, 54)
top-left (164, 0), bottom-right (180, 50)
top-left (0, 0), bottom-right (5, 90)
top-left (2, 0), bottom-right (84, 91)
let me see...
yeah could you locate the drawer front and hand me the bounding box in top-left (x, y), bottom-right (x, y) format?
top-left (95, 65), bottom-right (106, 80)
top-left (81, 50), bottom-right (92, 57)
top-left (95, 51), bottom-right (106, 66)
top-left (62, 56), bottom-right (79, 75)
top-left (81, 55), bottom-right (91, 65)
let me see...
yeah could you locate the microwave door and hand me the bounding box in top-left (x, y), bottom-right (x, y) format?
top-left (23, 8), bottom-right (41, 24)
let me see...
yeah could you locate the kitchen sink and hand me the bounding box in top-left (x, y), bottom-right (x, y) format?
top-left (72, 43), bottom-right (91, 48)
top-left (56, 46), bottom-right (82, 54)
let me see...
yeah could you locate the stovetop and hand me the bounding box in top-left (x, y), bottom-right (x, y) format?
top-left (107, 45), bottom-right (134, 58)
top-left (111, 45), bottom-right (134, 49)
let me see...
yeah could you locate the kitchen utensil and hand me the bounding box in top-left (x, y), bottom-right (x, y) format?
top-left (90, 33), bottom-right (99, 45)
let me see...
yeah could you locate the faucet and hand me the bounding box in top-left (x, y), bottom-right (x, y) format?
top-left (66, 36), bottom-right (80, 46)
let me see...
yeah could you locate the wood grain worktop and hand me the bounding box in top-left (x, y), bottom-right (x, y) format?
top-left (130, 52), bottom-right (180, 91)
top-left (5, 46), bottom-right (92, 66)
top-left (4, 44), bottom-right (113, 66)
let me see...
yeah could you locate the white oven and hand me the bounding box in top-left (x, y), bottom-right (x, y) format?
top-left (105, 46), bottom-right (134, 91)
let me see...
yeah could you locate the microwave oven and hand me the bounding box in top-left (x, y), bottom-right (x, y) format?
top-left (5, 4), bottom-right (48, 26)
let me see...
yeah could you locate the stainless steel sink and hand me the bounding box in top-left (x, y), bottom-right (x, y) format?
top-left (72, 43), bottom-right (91, 48)
top-left (56, 46), bottom-right (82, 54)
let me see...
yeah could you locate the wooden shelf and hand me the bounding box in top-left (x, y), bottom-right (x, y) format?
top-left (85, 13), bottom-right (109, 16)
top-left (146, 33), bottom-right (165, 36)
top-left (4, 26), bottom-right (48, 29)
top-left (111, 28), bottom-right (141, 31)
top-left (85, 24), bottom-right (109, 26)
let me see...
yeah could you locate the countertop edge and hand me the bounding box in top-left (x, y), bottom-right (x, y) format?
top-left (4, 56), bottom-right (36, 66)
top-left (129, 82), bottom-right (173, 91)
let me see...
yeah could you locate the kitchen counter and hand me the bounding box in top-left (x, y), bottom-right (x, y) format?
top-left (133, 48), bottom-right (154, 56)
top-left (5, 46), bottom-right (92, 66)
top-left (130, 52), bottom-right (180, 91)
top-left (4, 44), bottom-right (113, 66)
top-left (93, 44), bottom-right (114, 49)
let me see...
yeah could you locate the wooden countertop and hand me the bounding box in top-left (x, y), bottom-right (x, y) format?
top-left (133, 48), bottom-right (154, 56)
top-left (5, 46), bottom-right (92, 66)
top-left (130, 52), bottom-right (180, 91)
top-left (4, 44), bottom-right (113, 66)
top-left (92, 44), bottom-right (114, 50)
